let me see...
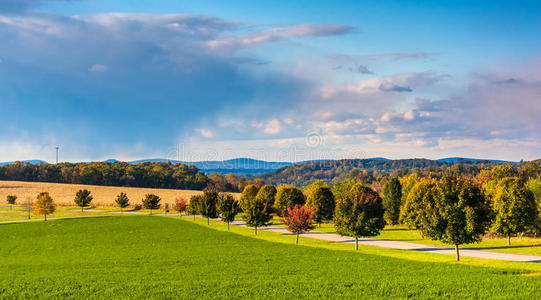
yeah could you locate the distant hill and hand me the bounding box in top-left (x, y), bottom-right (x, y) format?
top-left (256, 158), bottom-right (519, 186)
top-left (0, 160), bottom-right (48, 166)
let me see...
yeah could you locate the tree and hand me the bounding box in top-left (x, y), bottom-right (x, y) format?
top-left (243, 192), bottom-right (273, 235)
top-left (142, 194), bottom-right (161, 215)
top-left (306, 186), bottom-right (335, 226)
top-left (400, 179), bottom-right (437, 237)
top-left (491, 177), bottom-right (537, 246)
top-left (217, 193), bottom-right (239, 230)
top-left (6, 195), bottom-right (17, 210)
top-left (253, 178), bottom-right (265, 189)
top-left (188, 195), bottom-right (202, 220)
top-left (331, 178), bottom-right (360, 201)
top-left (34, 192), bottom-right (56, 221)
top-left (199, 189), bottom-right (218, 225)
top-left (173, 197), bottom-right (188, 217)
top-left (334, 183), bottom-right (385, 250)
top-left (274, 186), bottom-right (305, 215)
top-left (281, 205), bottom-right (315, 244)
top-left (115, 192), bottom-right (130, 213)
top-left (255, 185), bottom-right (277, 213)
top-left (74, 189), bottom-right (93, 212)
top-left (424, 176), bottom-right (492, 261)
top-left (382, 177), bottom-right (402, 225)
top-left (240, 185), bottom-right (259, 211)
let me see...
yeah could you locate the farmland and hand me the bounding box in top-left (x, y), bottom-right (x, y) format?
top-left (0, 180), bottom-right (232, 207)
top-left (0, 215), bottom-right (540, 298)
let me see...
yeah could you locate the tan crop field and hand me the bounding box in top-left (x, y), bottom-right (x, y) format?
top-left (0, 180), bottom-right (238, 207)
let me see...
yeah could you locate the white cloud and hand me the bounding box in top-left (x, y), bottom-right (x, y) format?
top-left (89, 64), bottom-right (108, 72)
top-left (200, 129), bottom-right (214, 138)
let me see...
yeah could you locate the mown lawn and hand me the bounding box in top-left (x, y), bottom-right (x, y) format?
top-left (0, 216), bottom-right (540, 298)
top-left (311, 222), bottom-right (541, 255)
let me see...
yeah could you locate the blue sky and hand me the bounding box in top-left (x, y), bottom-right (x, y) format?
top-left (0, 0), bottom-right (540, 162)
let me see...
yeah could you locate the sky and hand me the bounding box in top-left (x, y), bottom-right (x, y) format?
top-left (0, 0), bottom-right (540, 163)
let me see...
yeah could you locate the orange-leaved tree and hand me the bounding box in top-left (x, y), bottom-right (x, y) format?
top-left (34, 192), bottom-right (56, 221)
top-left (173, 197), bottom-right (188, 217)
top-left (281, 205), bottom-right (315, 244)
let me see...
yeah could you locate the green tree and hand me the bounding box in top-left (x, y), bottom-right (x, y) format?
top-left (491, 177), bottom-right (537, 246)
top-left (424, 176), bottom-right (492, 261)
top-left (281, 205), bottom-right (315, 244)
top-left (217, 193), bottom-right (239, 230)
top-left (239, 185), bottom-right (259, 212)
top-left (34, 192), bottom-right (56, 221)
top-left (526, 178), bottom-right (541, 232)
top-left (331, 178), bottom-right (360, 201)
top-left (243, 192), bottom-right (273, 235)
top-left (334, 183), bottom-right (385, 250)
top-left (255, 185), bottom-right (277, 213)
top-left (74, 189), bottom-right (93, 212)
top-left (400, 179), bottom-right (437, 237)
top-left (188, 195), bottom-right (202, 220)
top-left (274, 186), bottom-right (305, 215)
top-left (306, 186), bottom-right (335, 226)
top-left (199, 189), bottom-right (218, 225)
top-left (6, 195), bottom-right (17, 210)
top-left (115, 192), bottom-right (130, 213)
top-left (382, 177), bottom-right (402, 225)
top-left (142, 194), bottom-right (161, 215)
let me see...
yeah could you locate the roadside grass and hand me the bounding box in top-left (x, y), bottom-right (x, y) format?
top-left (0, 216), bottom-right (539, 298)
top-left (312, 223), bottom-right (541, 255)
top-left (0, 206), bottom-right (115, 222)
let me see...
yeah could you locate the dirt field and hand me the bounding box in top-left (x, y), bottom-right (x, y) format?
top-left (0, 181), bottom-right (237, 207)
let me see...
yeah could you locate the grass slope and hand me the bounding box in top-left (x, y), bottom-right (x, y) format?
top-left (0, 216), bottom-right (540, 298)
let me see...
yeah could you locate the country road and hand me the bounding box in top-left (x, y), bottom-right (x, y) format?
top-left (2, 207), bottom-right (540, 263)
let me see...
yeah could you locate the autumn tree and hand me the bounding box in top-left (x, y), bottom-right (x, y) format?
top-left (199, 189), bottom-right (218, 225)
top-left (281, 205), bottom-right (315, 244)
top-left (243, 192), bottom-right (273, 235)
top-left (491, 177), bottom-right (537, 246)
top-left (334, 183), bottom-right (385, 250)
top-left (173, 197), bottom-right (188, 217)
top-left (34, 192), bottom-right (56, 221)
top-left (142, 194), bottom-right (161, 215)
top-left (217, 193), bottom-right (239, 230)
top-left (6, 195), bottom-right (17, 210)
top-left (382, 177), bottom-right (402, 225)
top-left (188, 195), bottom-right (202, 220)
top-left (74, 189), bottom-right (93, 212)
top-left (253, 178), bottom-right (265, 189)
top-left (306, 186), bottom-right (335, 226)
top-left (424, 176), bottom-right (492, 261)
top-left (255, 185), bottom-right (277, 213)
top-left (239, 184), bottom-right (259, 211)
top-left (115, 192), bottom-right (130, 213)
top-left (274, 186), bottom-right (305, 215)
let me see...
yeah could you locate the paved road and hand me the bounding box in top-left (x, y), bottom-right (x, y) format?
top-left (229, 220), bottom-right (541, 263)
top-left (2, 208), bottom-right (540, 262)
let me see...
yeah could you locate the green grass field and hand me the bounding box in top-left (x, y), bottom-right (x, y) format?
top-left (0, 206), bottom-right (116, 222)
top-left (0, 216), bottom-right (540, 298)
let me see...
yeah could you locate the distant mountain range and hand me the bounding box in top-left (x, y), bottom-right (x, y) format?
top-left (0, 157), bottom-right (518, 175)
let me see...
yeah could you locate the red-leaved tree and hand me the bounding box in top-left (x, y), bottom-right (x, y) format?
top-left (281, 205), bottom-right (315, 244)
top-left (173, 197), bottom-right (188, 217)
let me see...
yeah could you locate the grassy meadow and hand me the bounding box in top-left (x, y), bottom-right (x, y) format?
top-left (0, 180), bottom-right (233, 207)
top-left (0, 215), bottom-right (540, 298)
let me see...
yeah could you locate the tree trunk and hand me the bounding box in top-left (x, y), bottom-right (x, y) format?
top-left (507, 234), bottom-right (511, 246)
top-left (355, 237), bottom-right (358, 251)
top-left (296, 233), bottom-right (299, 245)
top-left (120, 208), bottom-right (123, 214)
top-left (150, 209), bottom-right (152, 215)
top-left (207, 217), bottom-right (210, 225)
top-left (227, 222), bottom-right (230, 231)
top-left (255, 226), bottom-right (258, 235)
top-left (44, 213), bottom-right (47, 221)
top-left (193, 214), bottom-right (195, 221)
top-left (81, 206), bottom-right (83, 212)
top-left (455, 244), bottom-right (460, 261)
